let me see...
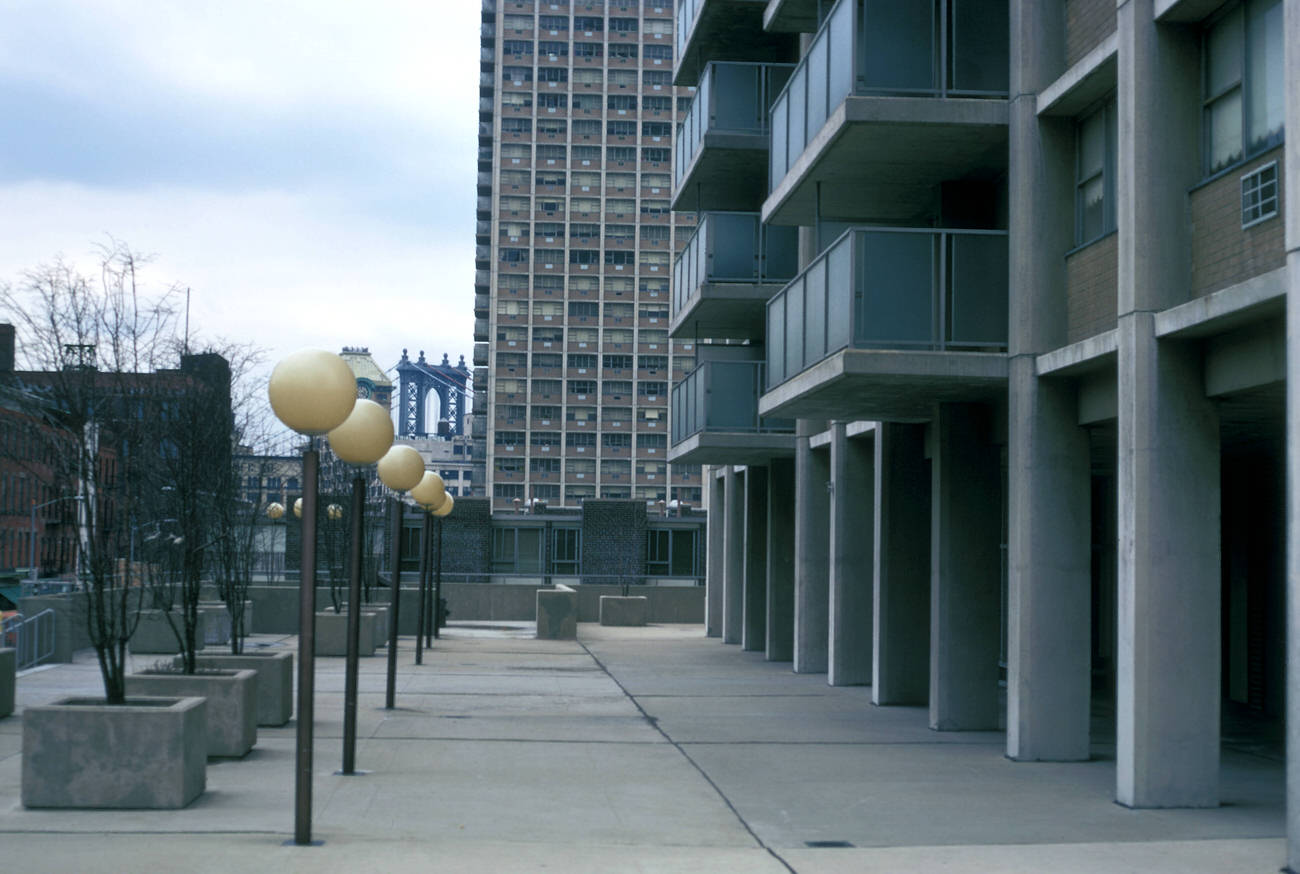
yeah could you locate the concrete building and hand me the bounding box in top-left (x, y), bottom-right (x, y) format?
top-left (474, 0), bottom-right (705, 511)
top-left (674, 0), bottom-right (1297, 858)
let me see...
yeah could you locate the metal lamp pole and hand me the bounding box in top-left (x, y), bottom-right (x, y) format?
top-left (377, 445), bottom-right (427, 709)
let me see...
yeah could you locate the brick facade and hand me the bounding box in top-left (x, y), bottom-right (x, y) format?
top-left (437, 497), bottom-right (494, 583)
top-left (1065, 231), bottom-right (1118, 343)
top-left (1065, 0), bottom-right (1116, 68)
top-left (1190, 148), bottom-right (1286, 299)
top-left (580, 499), bottom-right (647, 582)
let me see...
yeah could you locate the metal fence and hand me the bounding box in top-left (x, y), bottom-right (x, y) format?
top-left (3, 608), bottom-right (58, 670)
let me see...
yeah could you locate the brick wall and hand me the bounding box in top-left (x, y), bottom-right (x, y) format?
top-left (1190, 148), bottom-right (1286, 299)
top-left (437, 497), bottom-right (493, 583)
top-left (581, 499), bottom-right (647, 582)
top-left (1065, 231), bottom-right (1118, 343)
top-left (1065, 0), bottom-right (1116, 68)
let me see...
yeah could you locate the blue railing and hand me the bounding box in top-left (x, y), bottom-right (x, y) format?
top-left (765, 227), bottom-right (1008, 389)
top-left (769, 0), bottom-right (1009, 190)
top-left (671, 360), bottom-right (794, 444)
top-left (675, 61), bottom-right (795, 192)
top-left (672, 213), bottom-right (800, 319)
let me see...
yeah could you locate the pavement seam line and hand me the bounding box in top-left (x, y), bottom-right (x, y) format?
top-left (578, 641), bottom-right (798, 874)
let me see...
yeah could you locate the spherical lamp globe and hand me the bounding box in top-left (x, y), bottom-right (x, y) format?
top-left (326, 399), bottom-right (394, 466)
top-left (293, 498), bottom-right (303, 519)
top-left (266, 502), bottom-right (285, 521)
top-left (327, 503), bottom-right (343, 521)
top-left (410, 471), bottom-right (447, 511)
top-left (267, 349), bottom-right (357, 436)
top-left (431, 494), bottom-right (455, 518)
top-left (377, 444), bottom-right (425, 493)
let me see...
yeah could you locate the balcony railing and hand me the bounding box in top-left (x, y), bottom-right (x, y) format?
top-left (674, 61), bottom-right (795, 192)
top-left (672, 213), bottom-right (800, 318)
top-left (765, 227), bottom-right (1008, 389)
top-left (672, 360), bottom-right (794, 444)
top-left (675, 0), bottom-right (701, 64)
top-left (769, 0), bottom-right (1009, 190)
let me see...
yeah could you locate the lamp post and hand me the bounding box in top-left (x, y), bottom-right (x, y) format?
top-left (267, 349), bottom-right (357, 848)
top-left (326, 399), bottom-right (394, 777)
top-left (376, 445), bottom-right (426, 709)
top-left (430, 494), bottom-right (454, 641)
top-left (266, 502), bottom-right (285, 582)
top-left (28, 495), bottom-right (84, 585)
top-left (409, 472), bottom-right (447, 664)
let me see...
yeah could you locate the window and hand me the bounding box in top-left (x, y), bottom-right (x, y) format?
top-left (574, 42), bottom-right (603, 58)
top-left (503, 40), bottom-right (533, 57)
top-left (538, 40), bottom-right (568, 58)
top-left (642, 121), bottom-right (672, 138)
top-left (642, 96), bottom-right (672, 114)
top-left (566, 484), bottom-right (596, 502)
top-left (568, 353), bottom-right (597, 368)
top-left (641, 199), bottom-right (670, 216)
top-left (610, 69), bottom-right (639, 88)
top-left (573, 68), bottom-right (604, 85)
top-left (643, 71), bottom-right (671, 87)
top-left (572, 119), bottom-right (602, 137)
top-left (608, 146), bottom-right (637, 162)
top-left (537, 94), bottom-right (568, 111)
top-left (532, 379), bottom-right (562, 395)
top-left (499, 248), bottom-right (529, 264)
top-left (496, 352), bottom-right (526, 368)
top-left (503, 14), bottom-right (532, 30)
top-left (1075, 95), bottom-right (1117, 245)
top-left (603, 354), bottom-right (634, 370)
top-left (641, 225), bottom-right (670, 243)
top-left (603, 433), bottom-right (633, 450)
top-left (1203, 0), bottom-right (1284, 174)
top-left (642, 147), bottom-right (671, 163)
top-left (639, 355), bottom-right (668, 371)
top-left (646, 528), bottom-right (700, 577)
top-left (534, 327), bottom-right (564, 343)
top-left (496, 457), bottom-right (524, 474)
top-left (535, 248), bottom-right (565, 265)
top-left (638, 302), bottom-right (669, 319)
top-left (495, 430), bottom-right (525, 446)
top-left (536, 118), bottom-right (567, 136)
top-left (538, 67), bottom-right (568, 84)
top-left (492, 526), bottom-right (543, 573)
top-left (609, 17), bottom-right (638, 31)
top-left (495, 484), bottom-right (525, 500)
top-left (639, 433), bottom-right (667, 449)
top-left (534, 300), bottom-right (564, 316)
top-left (573, 145), bottom-right (602, 163)
top-left (570, 223), bottom-right (600, 240)
top-left (638, 381), bottom-right (666, 396)
top-left (501, 118), bottom-right (532, 134)
top-left (572, 93), bottom-right (602, 112)
top-left (644, 44), bottom-right (672, 61)
top-left (533, 353), bottom-right (562, 368)
top-left (568, 379), bottom-right (597, 395)
top-left (534, 484), bottom-right (561, 501)
top-left (608, 95), bottom-right (637, 112)
top-left (608, 43), bottom-right (639, 59)
top-left (1241, 161), bottom-right (1279, 227)
top-left (601, 458), bottom-right (631, 477)
top-left (605, 250), bottom-right (635, 266)
top-left (607, 172), bottom-right (636, 191)
top-left (607, 120), bottom-right (637, 137)
top-left (531, 431), bottom-right (561, 447)
top-left (573, 15), bottom-right (603, 31)
top-left (550, 527), bottom-right (581, 574)
top-left (568, 458), bottom-right (596, 475)
top-left (531, 457), bottom-right (562, 473)
top-left (569, 301), bottom-right (600, 318)
top-left (567, 432), bottom-right (597, 447)
top-left (503, 66), bottom-right (533, 84)
top-left (538, 15), bottom-right (568, 30)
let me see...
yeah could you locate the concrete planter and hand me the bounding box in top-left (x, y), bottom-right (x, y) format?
top-left (0, 648), bottom-right (14, 718)
top-left (128, 610), bottom-right (205, 656)
top-left (198, 601), bottom-right (255, 645)
top-left (125, 669), bottom-right (257, 758)
top-left (22, 695), bottom-right (207, 808)
top-left (599, 595), bottom-right (648, 627)
top-left (180, 651), bottom-right (292, 727)
top-left (364, 605), bottom-right (390, 643)
top-left (314, 610), bottom-right (378, 657)
top-left (536, 584), bottom-right (577, 640)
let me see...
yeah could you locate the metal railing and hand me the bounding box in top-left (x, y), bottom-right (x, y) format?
top-left (672, 360), bottom-right (794, 444)
top-left (3, 609), bottom-right (57, 670)
top-left (769, 0), bottom-right (1009, 190)
top-left (675, 61), bottom-right (794, 191)
top-left (765, 227), bottom-right (1008, 389)
top-left (672, 213), bottom-right (800, 319)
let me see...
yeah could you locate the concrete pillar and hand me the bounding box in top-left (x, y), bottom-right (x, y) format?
top-left (742, 465), bottom-right (768, 652)
top-left (1284, 0), bottom-right (1300, 865)
top-left (794, 421), bottom-right (830, 673)
top-left (766, 457), bottom-right (796, 661)
top-left (1114, 0), bottom-right (1219, 809)
top-left (930, 404), bottom-right (1002, 731)
top-left (705, 468), bottom-right (725, 638)
top-left (873, 424), bottom-right (930, 705)
top-left (722, 467), bottom-right (745, 644)
top-left (828, 424), bottom-right (873, 686)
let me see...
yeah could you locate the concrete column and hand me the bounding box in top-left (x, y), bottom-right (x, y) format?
top-left (722, 467), bottom-right (745, 645)
top-left (1114, 0), bottom-right (1220, 809)
top-left (766, 457), bottom-right (796, 661)
top-left (828, 424), bottom-right (873, 686)
top-left (794, 421), bottom-right (830, 673)
top-left (873, 424), bottom-right (930, 705)
top-left (930, 404), bottom-right (1002, 731)
top-left (742, 465), bottom-right (768, 652)
top-left (1284, 0), bottom-right (1300, 865)
top-left (705, 468), bottom-right (725, 638)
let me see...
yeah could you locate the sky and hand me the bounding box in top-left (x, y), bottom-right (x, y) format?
top-left (0, 0), bottom-right (482, 402)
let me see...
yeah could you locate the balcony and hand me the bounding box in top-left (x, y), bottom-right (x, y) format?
top-left (672, 61), bottom-right (794, 213)
top-left (761, 227), bottom-right (1008, 421)
top-left (671, 212), bottom-right (798, 340)
top-left (674, 0), bottom-right (794, 87)
top-left (763, 0), bottom-right (824, 32)
top-left (670, 360), bottom-right (794, 465)
top-left (765, 0), bottom-right (1009, 226)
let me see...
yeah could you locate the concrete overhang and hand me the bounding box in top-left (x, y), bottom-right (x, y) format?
top-left (668, 281), bottom-right (784, 341)
top-left (763, 0), bottom-right (820, 33)
top-left (1153, 267), bottom-right (1287, 340)
top-left (762, 96), bottom-right (1009, 227)
top-left (668, 431), bottom-right (797, 465)
top-left (757, 348), bottom-right (1008, 421)
top-left (1036, 330), bottom-right (1118, 378)
top-left (1154, 0), bottom-right (1224, 22)
top-left (1037, 33), bottom-right (1118, 118)
top-left (672, 132), bottom-right (771, 212)
top-left (674, 0), bottom-right (793, 87)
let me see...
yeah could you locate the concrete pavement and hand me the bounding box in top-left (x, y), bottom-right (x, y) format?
top-left (0, 623), bottom-right (1285, 872)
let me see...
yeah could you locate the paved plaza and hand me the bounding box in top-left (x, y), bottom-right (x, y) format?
top-left (0, 624), bottom-right (1285, 872)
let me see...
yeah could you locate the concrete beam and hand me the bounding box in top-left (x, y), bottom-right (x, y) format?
top-left (722, 467), bottom-right (745, 645)
top-left (743, 465), bottom-right (769, 651)
top-left (706, 469), bottom-right (725, 638)
top-left (794, 426), bottom-right (830, 673)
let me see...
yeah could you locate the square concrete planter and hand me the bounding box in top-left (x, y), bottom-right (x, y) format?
top-left (0, 648), bottom-right (14, 718)
top-left (314, 610), bottom-right (378, 657)
top-left (180, 651), bottom-right (292, 727)
top-left (536, 584), bottom-right (577, 640)
top-left (365, 605), bottom-right (390, 643)
top-left (128, 610), bottom-right (206, 656)
top-left (22, 695), bottom-right (207, 808)
top-left (599, 595), bottom-right (648, 627)
top-left (125, 669), bottom-right (257, 758)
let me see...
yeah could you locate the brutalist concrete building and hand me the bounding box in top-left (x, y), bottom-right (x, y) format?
top-left (673, 0), bottom-right (1296, 847)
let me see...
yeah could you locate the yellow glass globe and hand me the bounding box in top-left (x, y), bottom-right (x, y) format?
top-left (326, 503), bottom-right (343, 520)
top-left (377, 444), bottom-right (425, 492)
top-left (265, 502), bottom-right (285, 520)
top-left (267, 349), bottom-right (357, 436)
top-left (293, 498), bottom-right (303, 519)
top-left (410, 471), bottom-right (447, 510)
top-left (327, 399), bottom-right (394, 466)
top-left (431, 494), bottom-right (454, 518)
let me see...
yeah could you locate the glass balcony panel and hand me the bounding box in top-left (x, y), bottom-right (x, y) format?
top-left (788, 69), bottom-right (807, 165)
top-left (950, 0), bottom-right (1010, 94)
top-left (770, 95), bottom-right (788, 183)
top-left (709, 363), bottom-right (760, 430)
top-left (806, 35), bottom-right (829, 135)
top-left (827, 0), bottom-right (854, 107)
top-left (711, 213), bottom-right (760, 280)
top-left (860, 0), bottom-right (935, 94)
top-left (857, 232), bottom-right (934, 346)
top-left (764, 225), bottom-right (799, 282)
top-left (826, 236), bottom-right (853, 353)
top-left (712, 64), bottom-right (762, 133)
top-left (804, 259), bottom-right (827, 363)
top-left (948, 234), bottom-right (1009, 347)
top-left (785, 276), bottom-right (805, 379)
top-left (767, 298), bottom-right (785, 388)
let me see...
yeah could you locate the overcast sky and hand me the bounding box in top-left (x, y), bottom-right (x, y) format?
top-left (0, 0), bottom-right (481, 397)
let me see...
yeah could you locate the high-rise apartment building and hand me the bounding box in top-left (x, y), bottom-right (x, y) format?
top-left (672, 0), bottom-right (1297, 862)
top-left (473, 0), bottom-right (703, 511)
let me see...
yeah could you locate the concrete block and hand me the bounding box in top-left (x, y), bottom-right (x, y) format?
top-left (0, 648), bottom-right (14, 718)
top-left (182, 651), bottom-right (293, 727)
top-left (536, 584), bottom-right (577, 640)
top-left (314, 610), bottom-right (378, 657)
top-left (128, 610), bottom-right (205, 656)
top-left (599, 595), bottom-right (648, 627)
top-left (125, 669), bottom-right (257, 758)
top-left (22, 695), bottom-right (207, 808)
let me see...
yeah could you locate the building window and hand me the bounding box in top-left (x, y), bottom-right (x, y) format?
top-left (494, 483), bottom-right (525, 500)
top-left (531, 457), bottom-right (562, 474)
top-left (1203, 0), bottom-right (1284, 175)
top-left (646, 528), bottom-right (700, 577)
top-left (1241, 161), bottom-right (1279, 227)
top-left (492, 526), bottom-right (543, 573)
top-left (550, 527), bottom-right (581, 574)
top-left (1075, 95), bottom-right (1116, 245)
